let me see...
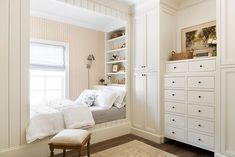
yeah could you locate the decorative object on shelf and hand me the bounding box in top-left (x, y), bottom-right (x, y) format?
top-left (110, 31), bottom-right (125, 39)
top-left (86, 54), bottom-right (95, 89)
top-left (181, 21), bottom-right (216, 58)
top-left (119, 65), bottom-right (125, 72)
top-left (107, 76), bottom-right (112, 84)
top-left (170, 51), bottom-right (193, 61)
top-left (121, 43), bottom-right (126, 48)
top-left (110, 54), bottom-right (120, 61)
top-left (112, 64), bottom-right (119, 73)
top-left (99, 78), bottom-right (105, 85)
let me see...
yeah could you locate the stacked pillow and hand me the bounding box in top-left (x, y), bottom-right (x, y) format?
top-left (75, 89), bottom-right (98, 107)
top-left (75, 87), bottom-right (126, 109)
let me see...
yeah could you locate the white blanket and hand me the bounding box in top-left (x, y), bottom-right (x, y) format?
top-left (26, 100), bottom-right (95, 143)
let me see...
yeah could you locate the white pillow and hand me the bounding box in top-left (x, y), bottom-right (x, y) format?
top-left (75, 89), bottom-right (98, 107)
top-left (94, 90), bottom-right (118, 109)
top-left (101, 88), bottom-right (126, 108)
top-left (113, 90), bottom-right (126, 108)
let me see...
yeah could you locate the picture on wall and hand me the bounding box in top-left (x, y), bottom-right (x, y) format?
top-left (181, 21), bottom-right (217, 57)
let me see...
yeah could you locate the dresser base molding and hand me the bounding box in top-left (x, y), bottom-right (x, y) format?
top-left (214, 153), bottom-right (228, 157)
top-left (131, 127), bottom-right (164, 144)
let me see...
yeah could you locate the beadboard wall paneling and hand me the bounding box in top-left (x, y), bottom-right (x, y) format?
top-left (0, 0), bottom-right (10, 149)
top-left (0, 0), bottom-right (30, 150)
top-left (30, 17), bottom-right (105, 99)
top-left (9, 0), bottom-right (21, 147)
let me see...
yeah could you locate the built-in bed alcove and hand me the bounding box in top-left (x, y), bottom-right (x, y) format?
top-left (25, 0), bottom-right (130, 155)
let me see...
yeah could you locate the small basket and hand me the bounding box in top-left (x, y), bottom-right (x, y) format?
top-left (171, 51), bottom-right (193, 61)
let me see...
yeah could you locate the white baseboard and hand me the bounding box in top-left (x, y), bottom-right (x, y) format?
top-left (0, 122), bottom-right (131, 157)
top-left (214, 153), bottom-right (228, 157)
top-left (131, 127), bottom-right (164, 144)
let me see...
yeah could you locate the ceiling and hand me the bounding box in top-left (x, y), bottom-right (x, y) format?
top-left (31, 0), bottom-right (125, 32)
top-left (114, 0), bottom-right (149, 6)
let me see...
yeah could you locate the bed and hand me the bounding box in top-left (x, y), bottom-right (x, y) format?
top-left (26, 86), bottom-right (127, 143)
top-left (91, 106), bottom-right (126, 124)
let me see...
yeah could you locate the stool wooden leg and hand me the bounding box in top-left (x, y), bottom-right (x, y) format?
top-left (63, 149), bottom-right (66, 157)
top-left (49, 145), bottom-right (54, 157)
top-left (87, 137), bottom-right (90, 157)
top-left (78, 149), bottom-right (82, 157)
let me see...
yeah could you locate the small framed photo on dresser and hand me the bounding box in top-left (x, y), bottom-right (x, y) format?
top-left (112, 64), bottom-right (119, 73)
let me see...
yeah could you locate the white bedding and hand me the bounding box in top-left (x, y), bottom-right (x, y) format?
top-left (26, 100), bottom-right (95, 143)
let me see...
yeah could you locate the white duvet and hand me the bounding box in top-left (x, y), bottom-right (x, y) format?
top-left (26, 100), bottom-right (95, 143)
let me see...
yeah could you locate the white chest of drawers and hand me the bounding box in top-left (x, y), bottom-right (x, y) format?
top-left (164, 57), bottom-right (216, 151)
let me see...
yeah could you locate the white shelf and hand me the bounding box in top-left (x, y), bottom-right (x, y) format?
top-left (106, 60), bottom-right (126, 64)
top-left (106, 48), bottom-right (127, 54)
top-left (107, 35), bottom-right (126, 43)
top-left (106, 72), bottom-right (126, 75)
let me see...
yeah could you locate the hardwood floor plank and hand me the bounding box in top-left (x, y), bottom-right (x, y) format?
top-left (54, 134), bottom-right (214, 157)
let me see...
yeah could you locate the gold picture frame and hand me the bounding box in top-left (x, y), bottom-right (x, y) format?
top-left (181, 21), bottom-right (216, 57)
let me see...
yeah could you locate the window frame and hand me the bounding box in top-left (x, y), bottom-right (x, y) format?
top-left (30, 39), bottom-right (70, 99)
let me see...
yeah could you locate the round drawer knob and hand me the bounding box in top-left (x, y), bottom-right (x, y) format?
top-left (198, 124), bottom-right (201, 127)
top-left (172, 106), bottom-right (175, 109)
top-left (200, 65), bottom-right (203, 67)
top-left (172, 119), bottom-right (175, 122)
top-left (198, 138), bottom-right (201, 141)
top-left (172, 94), bottom-right (175, 96)
top-left (173, 67), bottom-right (176, 69)
top-left (198, 96), bottom-right (202, 98)
top-left (198, 110), bottom-right (202, 113)
top-left (198, 81), bottom-right (202, 84)
top-left (172, 81), bottom-right (175, 84)
top-left (172, 131), bottom-right (175, 134)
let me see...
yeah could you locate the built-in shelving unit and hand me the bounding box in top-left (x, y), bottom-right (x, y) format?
top-left (105, 26), bottom-right (127, 85)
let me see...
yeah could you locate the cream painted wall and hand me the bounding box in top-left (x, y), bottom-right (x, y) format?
top-left (176, 0), bottom-right (216, 51)
top-left (30, 17), bottom-right (105, 100)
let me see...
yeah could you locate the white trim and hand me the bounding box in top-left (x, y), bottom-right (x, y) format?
top-left (131, 127), bottom-right (164, 144)
top-left (30, 39), bottom-right (70, 99)
top-left (214, 153), bottom-right (228, 157)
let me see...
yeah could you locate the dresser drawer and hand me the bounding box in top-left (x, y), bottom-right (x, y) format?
top-left (188, 91), bottom-right (214, 105)
top-left (189, 59), bottom-right (216, 72)
top-left (165, 126), bottom-right (186, 141)
top-left (188, 132), bottom-right (214, 149)
top-left (188, 77), bottom-right (215, 89)
top-left (188, 105), bottom-right (214, 119)
top-left (166, 62), bottom-right (187, 73)
top-left (165, 102), bottom-right (186, 114)
top-left (165, 77), bottom-right (185, 88)
top-left (188, 118), bottom-right (214, 134)
top-left (165, 114), bottom-right (186, 128)
top-left (165, 90), bottom-right (185, 101)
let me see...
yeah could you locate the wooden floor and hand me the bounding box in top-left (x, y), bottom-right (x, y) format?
top-left (55, 134), bottom-right (214, 157)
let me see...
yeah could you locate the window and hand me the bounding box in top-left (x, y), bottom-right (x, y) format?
top-left (30, 41), bottom-right (69, 105)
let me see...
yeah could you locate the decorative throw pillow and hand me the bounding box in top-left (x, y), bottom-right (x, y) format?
top-left (101, 88), bottom-right (126, 108)
top-left (94, 90), bottom-right (118, 109)
top-left (75, 90), bottom-right (98, 107)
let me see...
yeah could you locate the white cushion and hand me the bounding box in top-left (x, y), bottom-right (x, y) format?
top-left (113, 89), bottom-right (126, 108)
top-left (94, 90), bottom-right (118, 109)
top-left (63, 106), bottom-right (95, 129)
top-left (49, 129), bottom-right (90, 145)
top-left (75, 90), bottom-right (98, 107)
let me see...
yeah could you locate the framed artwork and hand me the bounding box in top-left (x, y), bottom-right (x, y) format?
top-left (112, 64), bottom-right (119, 73)
top-left (181, 21), bottom-right (217, 57)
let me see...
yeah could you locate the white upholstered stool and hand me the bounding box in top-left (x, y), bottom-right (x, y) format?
top-left (48, 129), bottom-right (91, 157)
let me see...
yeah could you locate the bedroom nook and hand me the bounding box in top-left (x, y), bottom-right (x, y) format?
top-left (1, 0), bottom-right (235, 157)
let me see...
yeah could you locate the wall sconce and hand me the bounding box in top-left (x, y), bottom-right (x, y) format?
top-left (87, 54), bottom-right (95, 69)
top-left (86, 54), bottom-right (95, 89)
